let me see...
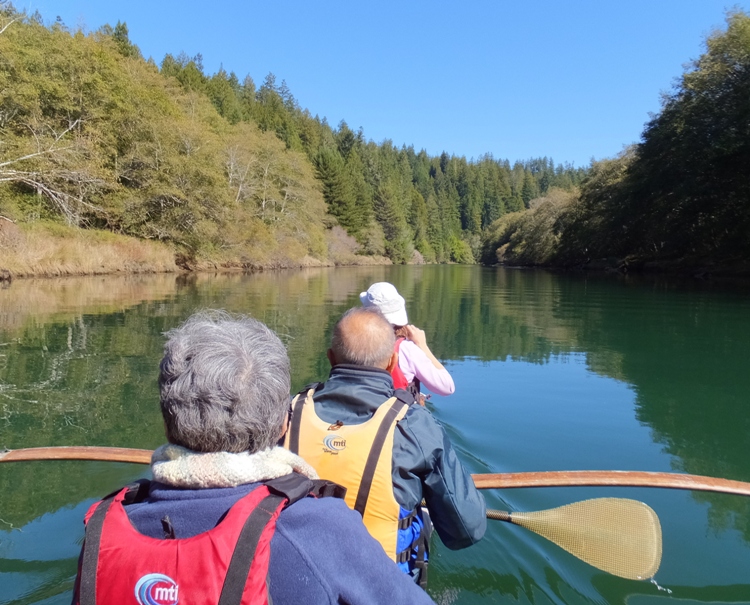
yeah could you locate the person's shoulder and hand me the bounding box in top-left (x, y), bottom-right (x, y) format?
top-left (398, 339), bottom-right (426, 358)
top-left (273, 495), bottom-right (393, 577)
top-left (278, 493), bottom-right (363, 532)
top-left (396, 402), bottom-right (448, 462)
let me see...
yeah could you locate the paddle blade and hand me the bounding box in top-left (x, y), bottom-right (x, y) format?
top-left (508, 498), bottom-right (662, 580)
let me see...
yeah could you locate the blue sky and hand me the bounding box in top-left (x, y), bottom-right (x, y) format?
top-left (25, 0), bottom-right (749, 166)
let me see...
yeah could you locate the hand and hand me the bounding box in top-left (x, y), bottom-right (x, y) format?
top-left (405, 325), bottom-right (427, 349)
top-left (405, 325), bottom-right (445, 371)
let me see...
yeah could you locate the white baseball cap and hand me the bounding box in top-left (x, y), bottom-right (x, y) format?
top-left (359, 282), bottom-right (408, 326)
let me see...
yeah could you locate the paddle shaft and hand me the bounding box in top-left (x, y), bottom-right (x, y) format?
top-left (3, 446), bottom-right (750, 497)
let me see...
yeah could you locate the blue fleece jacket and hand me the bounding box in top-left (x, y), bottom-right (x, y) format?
top-left (308, 365), bottom-right (487, 550)
top-left (117, 479), bottom-right (436, 605)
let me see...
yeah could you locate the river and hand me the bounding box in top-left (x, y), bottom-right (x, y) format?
top-left (1, 265), bottom-right (749, 604)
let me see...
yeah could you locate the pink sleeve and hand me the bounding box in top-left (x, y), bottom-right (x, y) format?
top-left (398, 340), bottom-right (455, 396)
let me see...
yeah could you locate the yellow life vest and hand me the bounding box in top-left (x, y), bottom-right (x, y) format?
top-left (284, 388), bottom-right (409, 561)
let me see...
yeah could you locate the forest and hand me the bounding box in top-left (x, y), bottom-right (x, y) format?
top-left (0, 3), bottom-right (585, 274)
top-left (2, 4), bottom-right (745, 276)
top-left (481, 11), bottom-right (750, 274)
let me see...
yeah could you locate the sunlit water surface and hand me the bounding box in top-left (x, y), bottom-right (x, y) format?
top-left (1, 266), bottom-right (749, 604)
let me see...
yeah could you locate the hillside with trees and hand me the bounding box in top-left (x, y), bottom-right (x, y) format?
top-left (482, 11), bottom-right (750, 275)
top-left (0, 3), bottom-right (585, 275)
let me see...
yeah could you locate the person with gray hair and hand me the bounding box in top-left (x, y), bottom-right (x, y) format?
top-left (159, 311), bottom-right (291, 454)
top-left (73, 310), bottom-right (437, 605)
top-left (286, 307), bottom-right (486, 587)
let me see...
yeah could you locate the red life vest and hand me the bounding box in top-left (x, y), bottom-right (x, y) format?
top-left (391, 338), bottom-right (409, 390)
top-left (391, 339), bottom-right (422, 400)
top-left (74, 474), bottom-right (344, 605)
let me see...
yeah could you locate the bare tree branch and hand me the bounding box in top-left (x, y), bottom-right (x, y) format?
top-left (0, 16), bottom-right (19, 36)
top-left (0, 145), bottom-right (74, 169)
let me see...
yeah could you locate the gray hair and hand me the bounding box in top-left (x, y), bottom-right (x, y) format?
top-left (331, 307), bottom-right (395, 369)
top-left (159, 310), bottom-right (290, 454)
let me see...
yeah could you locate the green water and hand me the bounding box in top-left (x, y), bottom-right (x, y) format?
top-left (1, 266), bottom-right (749, 604)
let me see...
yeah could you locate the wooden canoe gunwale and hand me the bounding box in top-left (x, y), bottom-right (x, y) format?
top-left (3, 446), bottom-right (750, 497)
top-left (473, 470), bottom-right (750, 497)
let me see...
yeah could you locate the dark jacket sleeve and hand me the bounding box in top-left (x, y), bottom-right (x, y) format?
top-left (392, 406), bottom-right (487, 550)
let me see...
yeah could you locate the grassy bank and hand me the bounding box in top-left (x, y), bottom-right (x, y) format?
top-left (0, 221), bottom-right (177, 277)
top-left (0, 221), bottom-right (391, 278)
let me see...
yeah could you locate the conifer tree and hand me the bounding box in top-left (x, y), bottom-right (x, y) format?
top-left (521, 171), bottom-right (539, 207)
top-left (314, 147), bottom-right (360, 234)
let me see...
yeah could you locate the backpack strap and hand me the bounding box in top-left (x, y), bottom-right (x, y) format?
top-left (410, 377), bottom-right (422, 401)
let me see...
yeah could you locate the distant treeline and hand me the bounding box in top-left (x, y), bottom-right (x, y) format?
top-left (0, 4), bottom-right (586, 268)
top-left (482, 11), bottom-right (750, 273)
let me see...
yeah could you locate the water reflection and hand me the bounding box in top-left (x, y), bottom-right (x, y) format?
top-left (1, 266), bottom-right (749, 604)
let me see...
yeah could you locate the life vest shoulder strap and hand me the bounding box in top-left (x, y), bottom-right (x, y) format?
top-left (217, 490), bottom-right (284, 605)
top-left (265, 472), bottom-right (347, 505)
top-left (352, 397), bottom-right (410, 517)
top-left (391, 339), bottom-right (409, 390)
top-left (80, 480), bottom-right (154, 605)
top-left (213, 476), bottom-right (344, 605)
top-left (392, 388), bottom-right (416, 407)
top-left (287, 383), bottom-right (322, 455)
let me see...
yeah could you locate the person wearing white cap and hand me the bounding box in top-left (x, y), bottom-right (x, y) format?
top-left (359, 282), bottom-right (455, 401)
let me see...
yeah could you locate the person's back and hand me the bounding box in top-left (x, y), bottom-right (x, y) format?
top-left (284, 307), bottom-right (486, 582)
top-left (72, 311), bottom-right (435, 605)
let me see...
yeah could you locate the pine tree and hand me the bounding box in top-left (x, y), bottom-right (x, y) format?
top-left (112, 21), bottom-right (140, 58)
top-left (521, 171), bottom-right (539, 207)
top-left (314, 148), bottom-right (360, 234)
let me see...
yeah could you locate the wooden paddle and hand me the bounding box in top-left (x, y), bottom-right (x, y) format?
top-left (486, 498), bottom-right (662, 580)
top-left (3, 446), bottom-right (750, 497)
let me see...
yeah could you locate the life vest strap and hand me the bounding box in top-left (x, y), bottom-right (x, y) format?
top-left (395, 531), bottom-right (426, 563)
top-left (79, 494), bottom-right (114, 605)
top-left (392, 388), bottom-right (416, 407)
top-left (218, 492), bottom-right (284, 605)
top-left (353, 398), bottom-right (408, 517)
top-left (265, 472), bottom-right (347, 504)
top-left (414, 531), bottom-right (429, 588)
top-left (398, 509), bottom-right (417, 530)
top-left (394, 520), bottom-right (429, 587)
top-left (288, 384), bottom-right (320, 454)
top-left (80, 480), bottom-right (154, 605)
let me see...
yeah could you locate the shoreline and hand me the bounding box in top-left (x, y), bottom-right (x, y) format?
top-left (0, 222), bottom-right (393, 281)
top-left (493, 257), bottom-right (750, 281)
